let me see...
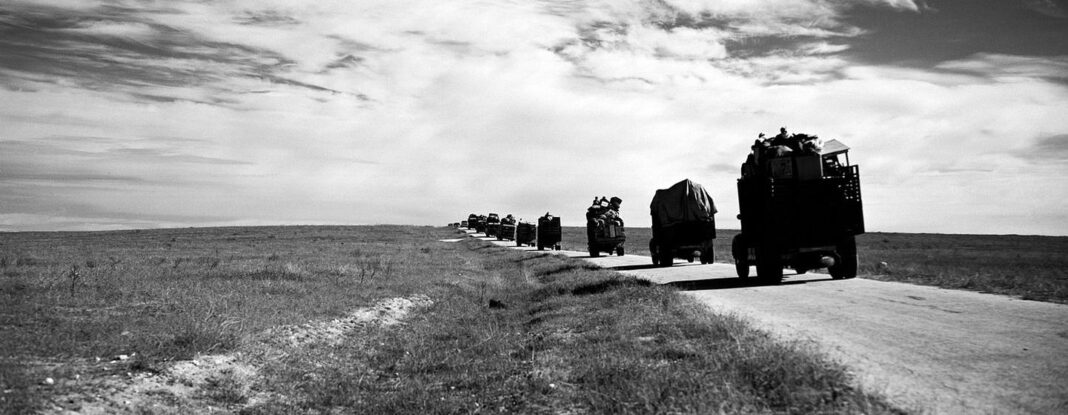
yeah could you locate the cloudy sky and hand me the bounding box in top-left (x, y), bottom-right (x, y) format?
top-left (1, 0), bottom-right (1066, 235)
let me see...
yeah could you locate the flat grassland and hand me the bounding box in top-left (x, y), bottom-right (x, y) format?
top-left (1, 226), bottom-right (901, 414)
top-left (559, 227), bottom-right (1068, 303)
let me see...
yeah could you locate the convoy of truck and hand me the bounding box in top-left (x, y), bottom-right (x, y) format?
top-left (457, 128), bottom-right (864, 284)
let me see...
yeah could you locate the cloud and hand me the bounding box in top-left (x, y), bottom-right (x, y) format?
top-left (1024, 134), bottom-right (1068, 160)
top-left (1024, 0), bottom-right (1068, 18)
top-left (936, 53), bottom-right (1068, 83)
top-left (1, 0), bottom-right (1066, 235)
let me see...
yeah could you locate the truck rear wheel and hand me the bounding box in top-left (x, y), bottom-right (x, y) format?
top-left (649, 240), bottom-right (659, 266)
top-left (660, 248), bottom-right (674, 267)
top-left (756, 245), bottom-right (783, 284)
top-left (700, 243), bottom-right (714, 264)
top-left (829, 236), bottom-right (858, 279)
top-left (736, 260), bottom-right (749, 278)
top-left (616, 246), bottom-right (624, 256)
top-left (732, 234), bottom-right (749, 278)
top-left (589, 247), bottom-right (600, 257)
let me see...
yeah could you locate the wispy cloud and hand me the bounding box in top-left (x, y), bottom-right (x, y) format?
top-left (1, 0), bottom-right (1066, 235)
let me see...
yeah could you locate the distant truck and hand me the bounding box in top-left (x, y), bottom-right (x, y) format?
top-left (586, 197), bottom-right (625, 257)
top-left (537, 213), bottom-right (562, 251)
top-left (474, 214), bottom-right (488, 233)
top-left (498, 214), bottom-right (517, 241)
top-left (485, 213), bottom-right (500, 237)
top-left (516, 220), bottom-right (537, 247)
top-left (467, 213), bottom-right (483, 232)
top-left (649, 179), bottom-right (717, 267)
top-left (733, 137), bottom-right (864, 283)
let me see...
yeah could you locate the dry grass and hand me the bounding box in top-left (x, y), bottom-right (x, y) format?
top-left (0, 225), bottom-right (445, 413)
top-left (855, 232), bottom-right (1068, 303)
top-left (1, 226), bottom-right (903, 414)
top-left (245, 237), bottom-right (901, 414)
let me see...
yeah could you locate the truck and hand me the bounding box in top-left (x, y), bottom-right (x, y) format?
top-left (649, 179), bottom-right (717, 267)
top-left (516, 220), bottom-right (537, 247)
top-left (485, 213), bottom-right (500, 237)
top-left (732, 138), bottom-right (864, 283)
top-left (498, 214), bottom-right (517, 241)
top-left (467, 213), bottom-right (483, 232)
top-left (586, 197), bottom-right (625, 257)
top-left (536, 214), bottom-right (562, 250)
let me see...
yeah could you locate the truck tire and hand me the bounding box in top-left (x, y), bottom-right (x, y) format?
top-left (649, 240), bottom-right (659, 266)
top-left (756, 245), bottom-right (783, 284)
top-left (732, 234), bottom-right (749, 278)
top-left (616, 246), bottom-right (624, 256)
top-left (735, 260), bottom-right (749, 278)
top-left (537, 243), bottom-right (544, 251)
top-left (660, 248), bottom-right (674, 267)
top-left (829, 236), bottom-right (858, 279)
top-left (700, 243), bottom-right (714, 264)
top-left (589, 247), bottom-right (600, 257)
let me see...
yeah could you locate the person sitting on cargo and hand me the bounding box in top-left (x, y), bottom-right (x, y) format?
top-left (609, 196), bottom-right (622, 211)
top-left (771, 127), bottom-right (789, 146)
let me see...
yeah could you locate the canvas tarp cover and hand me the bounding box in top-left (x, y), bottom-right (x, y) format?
top-left (650, 179), bottom-right (717, 226)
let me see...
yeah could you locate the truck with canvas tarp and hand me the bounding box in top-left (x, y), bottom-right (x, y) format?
top-left (649, 179), bottom-right (717, 267)
top-left (733, 133), bottom-right (864, 283)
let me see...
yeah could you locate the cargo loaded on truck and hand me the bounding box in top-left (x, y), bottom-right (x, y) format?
top-left (732, 129), bottom-right (864, 283)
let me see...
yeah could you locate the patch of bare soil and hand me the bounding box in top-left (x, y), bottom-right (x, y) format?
top-left (40, 295), bottom-right (432, 414)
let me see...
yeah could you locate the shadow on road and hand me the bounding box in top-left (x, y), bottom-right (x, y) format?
top-left (667, 275), bottom-right (835, 291)
top-left (608, 263), bottom-right (658, 271)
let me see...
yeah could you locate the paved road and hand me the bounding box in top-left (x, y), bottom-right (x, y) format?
top-left (467, 232), bottom-right (1068, 414)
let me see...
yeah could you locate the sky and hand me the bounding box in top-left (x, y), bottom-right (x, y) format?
top-left (1, 0), bottom-right (1066, 235)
